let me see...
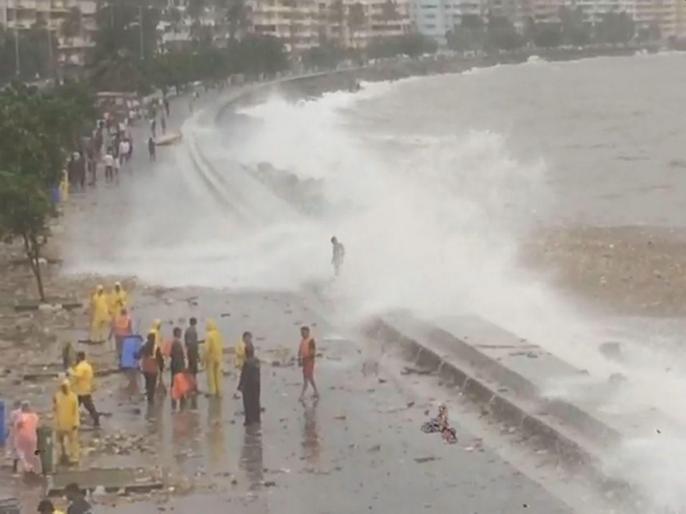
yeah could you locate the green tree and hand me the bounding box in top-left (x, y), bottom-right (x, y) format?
top-left (225, 0), bottom-right (248, 40)
top-left (61, 6), bottom-right (83, 44)
top-left (302, 41), bottom-right (345, 69)
top-left (95, 0), bottom-right (160, 62)
top-left (533, 22), bottom-right (562, 47)
top-left (486, 15), bottom-right (524, 50)
top-left (447, 14), bottom-right (486, 51)
top-left (348, 2), bottom-right (367, 45)
top-left (0, 84), bottom-right (94, 300)
top-left (559, 6), bottom-right (590, 45)
top-left (380, 0), bottom-right (399, 21)
top-left (595, 11), bottom-right (634, 44)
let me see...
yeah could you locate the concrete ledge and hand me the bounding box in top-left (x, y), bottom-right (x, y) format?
top-left (366, 316), bottom-right (635, 492)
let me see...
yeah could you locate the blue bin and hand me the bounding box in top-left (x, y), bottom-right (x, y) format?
top-left (0, 400), bottom-right (5, 446)
top-left (121, 335), bottom-right (143, 369)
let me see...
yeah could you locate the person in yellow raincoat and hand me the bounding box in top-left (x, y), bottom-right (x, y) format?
top-left (59, 169), bottom-right (69, 203)
top-left (90, 285), bottom-right (110, 343)
top-left (53, 379), bottom-right (79, 464)
top-left (70, 351), bottom-right (100, 427)
top-left (204, 319), bottom-right (224, 397)
top-left (151, 319), bottom-right (166, 389)
top-left (235, 332), bottom-right (250, 370)
top-left (108, 282), bottom-right (128, 316)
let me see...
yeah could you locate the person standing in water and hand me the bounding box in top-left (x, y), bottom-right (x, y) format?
top-left (298, 326), bottom-right (319, 400)
top-left (331, 236), bottom-right (345, 276)
top-left (238, 339), bottom-right (261, 426)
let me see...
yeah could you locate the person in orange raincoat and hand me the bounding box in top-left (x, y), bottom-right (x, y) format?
top-left (298, 326), bottom-right (319, 401)
top-left (14, 401), bottom-right (40, 474)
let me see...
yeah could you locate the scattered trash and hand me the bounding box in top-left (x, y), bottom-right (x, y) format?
top-left (414, 456), bottom-right (437, 464)
top-left (421, 405), bottom-right (457, 444)
top-left (334, 415), bottom-right (347, 421)
top-left (401, 367), bottom-right (433, 376)
top-left (367, 444), bottom-right (381, 453)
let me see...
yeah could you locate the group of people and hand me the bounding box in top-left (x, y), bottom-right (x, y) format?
top-left (89, 282), bottom-right (129, 344)
top-left (7, 350), bottom-right (99, 472)
top-left (64, 94), bottom-right (172, 194)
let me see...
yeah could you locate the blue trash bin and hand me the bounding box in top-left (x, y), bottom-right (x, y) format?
top-left (0, 400), bottom-right (5, 446)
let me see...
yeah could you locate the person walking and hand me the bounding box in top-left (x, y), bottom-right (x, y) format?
top-left (140, 332), bottom-right (162, 403)
top-left (160, 115), bottom-right (167, 135)
top-left (151, 319), bottom-right (166, 391)
top-left (109, 282), bottom-right (128, 314)
top-left (110, 307), bottom-right (132, 364)
top-left (89, 285), bottom-right (110, 344)
top-left (148, 137), bottom-right (156, 162)
top-left (204, 319), bottom-right (224, 397)
top-left (103, 149), bottom-right (115, 182)
top-left (70, 352), bottom-right (100, 427)
top-left (331, 236), bottom-right (345, 276)
top-left (7, 400), bottom-right (21, 472)
top-left (118, 139), bottom-right (130, 167)
top-left (163, 97), bottom-right (170, 117)
top-left (298, 326), bottom-right (319, 400)
top-left (53, 379), bottom-right (79, 465)
top-left (169, 327), bottom-right (186, 409)
top-left (238, 339), bottom-right (261, 426)
top-left (184, 318), bottom-right (199, 379)
top-left (14, 401), bottom-right (39, 474)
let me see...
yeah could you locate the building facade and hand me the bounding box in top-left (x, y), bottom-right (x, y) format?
top-left (247, 0), bottom-right (411, 51)
top-left (0, 0), bottom-right (97, 66)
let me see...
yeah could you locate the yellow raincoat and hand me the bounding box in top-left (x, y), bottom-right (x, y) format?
top-left (54, 380), bottom-right (79, 463)
top-left (108, 282), bottom-right (128, 315)
top-left (70, 360), bottom-right (94, 396)
top-left (151, 319), bottom-right (163, 353)
top-left (90, 286), bottom-right (110, 342)
top-left (234, 338), bottom-right (246, 370)
top-left (204, 319), bottom-right (224, 396)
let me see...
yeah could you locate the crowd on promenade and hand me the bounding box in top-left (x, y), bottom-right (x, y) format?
top-left (59, 94), bottom-right (177, 199)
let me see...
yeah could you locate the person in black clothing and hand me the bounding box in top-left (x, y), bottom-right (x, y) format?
top-left (169, 327), bottom-right (186, 409)
top-left (238, 341), bottom-right (261, 426)
top-left (184, 317), bottom-right (199, 378)
top-left (140, 332), bottom-right (161, 404)
top-left (148, 137), bottom-right (156, 162)
top-left (65, 483), bottom-right (92, 514)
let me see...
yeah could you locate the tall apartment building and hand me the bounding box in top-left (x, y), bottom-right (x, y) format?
top-left (0, 0), bottom-right (96, 66)
top-left (410, 0), bottom-right (482, 45)
top-left (248, 0), bottom-right (411, 51)
top-left (631, 0), bottom-right (678, 36)
top-left (248, 0), bottom-right (322, 51)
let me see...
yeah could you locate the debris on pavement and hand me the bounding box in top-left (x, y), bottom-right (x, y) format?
top-left (421, 404), bottom-right (457, 444)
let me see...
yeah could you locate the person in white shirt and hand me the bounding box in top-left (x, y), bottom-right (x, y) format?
top-left (103, 150), bottom-right (114, 182)
top-left (118, 139), bottom-right (130, 166)
top-left (113, 151), bottom-right (121, 178)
